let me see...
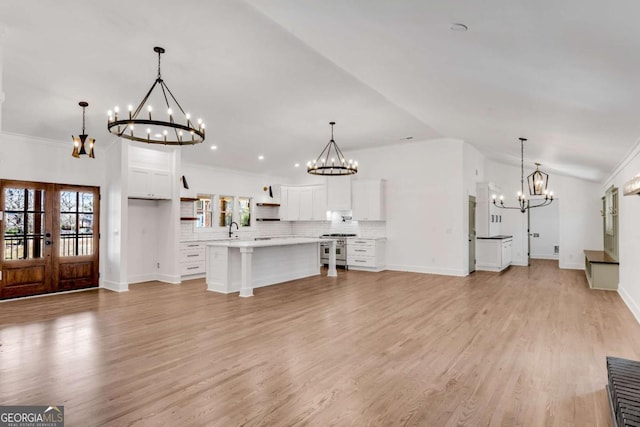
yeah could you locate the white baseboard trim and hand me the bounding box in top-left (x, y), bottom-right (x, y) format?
top-left (386, 264), bottom-right (466, 277)
top-left (128, 274), bottom-right (181, 285)
top-left (128, 274), bottom-right (157, 285)
top-left (531, 254), bottom-right (559, 260)
top-left (156, 274), bottom-right (181, 285)
top-left (102, 280), bottom-right (129, 292)
top-left (559, 262), bottom-right (583, 270)
top-left (618, 285), bottom-right (640, 326)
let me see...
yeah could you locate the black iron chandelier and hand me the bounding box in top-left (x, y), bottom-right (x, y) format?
top-left (307, 122), bottom-right (357, 176)
top-left (72, 101), bottom-right (95, 158)
top-left (493, 137), bottom-right (554, 213)
top-left (107, 47), bottom-right (205, 145)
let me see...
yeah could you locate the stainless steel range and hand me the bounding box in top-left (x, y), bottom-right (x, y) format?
top-left (320, 233), bottom-right (356, 269)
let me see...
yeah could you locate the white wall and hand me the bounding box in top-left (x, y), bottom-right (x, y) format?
top-left (485, 159), bottom-right (601, 269)
top-left (0, 132), bottom-right (113, 287)
top-left (340, 138), bottom-right (468, 276)
top-left (601, 141), bottom-right (640, 323)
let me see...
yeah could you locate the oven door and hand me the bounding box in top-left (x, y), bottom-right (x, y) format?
top-left (320, 242), bottom-right (330, 263)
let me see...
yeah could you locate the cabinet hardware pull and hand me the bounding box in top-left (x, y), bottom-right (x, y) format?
top-left (355, 249), bottom-right (366, 252)
top-left (187, 266), bottom-right (199, 270)
top-left (187, 254), bottom-right (199, 257)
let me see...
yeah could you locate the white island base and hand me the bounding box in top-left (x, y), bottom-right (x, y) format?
top-left (206, 237), bottom-right (336, 297)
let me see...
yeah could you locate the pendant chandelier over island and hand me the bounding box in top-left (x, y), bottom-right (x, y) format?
top-left (107, 47), bottom-right (205, 146)
top-left (307, 122), bottom-right (358, 176)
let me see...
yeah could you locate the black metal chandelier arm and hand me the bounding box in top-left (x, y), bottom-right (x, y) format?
top-left (527, 198), bottom-right (553, 209)
top-left (130, 79), bottom-right (161, 120)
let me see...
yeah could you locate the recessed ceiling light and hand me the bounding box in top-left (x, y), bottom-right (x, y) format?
top-left (210, 145), bottom-right (217, 150)
top-left (294, 163), bottom-right (300, 168)
top-left (450, 23), bottom-right (468, 32)
top-left (258, 155), bottom-right (264, 160)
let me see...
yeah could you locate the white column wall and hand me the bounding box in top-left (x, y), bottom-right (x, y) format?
top-left (601, 141), bottom-right (640, 323)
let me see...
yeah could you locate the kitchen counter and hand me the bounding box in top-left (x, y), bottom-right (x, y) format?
top-left (477, 235), bottom-right (512, 240)
top-left (206, 237), bottom-right (337, 297)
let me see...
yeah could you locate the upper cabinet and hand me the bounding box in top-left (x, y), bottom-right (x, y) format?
top-left (280, 185), bottom-right (327, 221)
top-left (127, 145), bottom-right (174, 200)
top-left (476, 183), bottom-right (502, 237)
top-left (327, 176), bottom-right (351, 211)
top-left (128, 168), bottom-right (172, 199)
top-left (352, 179), bottom-right (386, 221)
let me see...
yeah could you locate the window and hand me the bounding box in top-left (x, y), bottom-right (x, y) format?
top-left (195, 194), bottom-right (213, 229)
top-left (238, 197), bottom-right (252, 227)
top-left (59, 190), bottom-right (94, 256)
top-left (3, 187), bottom-right (45, 260)
top-left (218, 196), bottom-right (234, 227)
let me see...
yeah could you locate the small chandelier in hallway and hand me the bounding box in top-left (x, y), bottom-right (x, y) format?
top-left (493, 138), bottom-right (554, 213)
top-left (72, 101), bottom-right (95, 158)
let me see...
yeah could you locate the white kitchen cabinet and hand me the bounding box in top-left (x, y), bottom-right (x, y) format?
top-left (280, 185), bottom-right (327, 221)
top-left (180, 242), bottom-right (206, 277)
top-left (352, 179), bottom-right (385, 221)
top-left (128, 167), bottom-right (172, 199)
top-left (347, 238), bottom-right (386, 272)
top-left (312, 185), bottom-right (328, 220)
top-left (327, 176), bottom-right (351, 211)
top-left (476, 237), bottom-right (512, 272)
top-left (476, 183), bottom-right (503, 237)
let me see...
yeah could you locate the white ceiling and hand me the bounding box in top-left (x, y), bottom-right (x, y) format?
top-left (1, 0), bottom-right (639, 181)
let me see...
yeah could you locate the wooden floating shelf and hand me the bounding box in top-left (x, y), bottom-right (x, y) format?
top-left (256, 203), bottom-right (280, 207)
top-left (180, 197), bottom-right (199, 202)
top-left (255, 218), bottom-right (281, 221)
top-left (180, 217), bottom-right (198, 221)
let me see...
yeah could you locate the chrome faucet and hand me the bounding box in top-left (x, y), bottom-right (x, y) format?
top-left (228, 221), bottom-right (239, 238)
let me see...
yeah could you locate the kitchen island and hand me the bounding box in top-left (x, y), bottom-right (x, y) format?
top-left (206, 237), bottom-right (336, 297)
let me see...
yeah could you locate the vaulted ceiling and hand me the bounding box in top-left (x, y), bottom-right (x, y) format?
top-left (1, 0), bottom-right (638, 181)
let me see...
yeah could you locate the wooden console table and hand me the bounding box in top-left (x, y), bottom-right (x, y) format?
top-left (584, 250), bottom-right (619, 291)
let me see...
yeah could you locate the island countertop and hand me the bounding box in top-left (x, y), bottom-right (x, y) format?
top-left (206, 236), bottom-right (329, 249)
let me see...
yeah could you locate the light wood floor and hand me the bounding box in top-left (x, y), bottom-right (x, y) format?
top-left (1, 260), bottom-right (638, 426)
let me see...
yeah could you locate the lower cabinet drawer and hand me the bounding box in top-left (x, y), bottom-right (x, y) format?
top-left (180, 250), bottom-right (205, 262)
top-left (347, 246), bottom-right (376, 257)
top-left (180, 262), bottom-right (205, 275)
top-left (348, 256), bottom-right (375, 267)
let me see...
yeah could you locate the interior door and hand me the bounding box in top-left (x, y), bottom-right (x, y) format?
top-left (0, 180), bottom-right (100, 299)
top-left (468, 196), bottom-right (476, 273)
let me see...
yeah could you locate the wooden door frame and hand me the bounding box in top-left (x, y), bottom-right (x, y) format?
top-left (1, 179), bottom-right (100, 299)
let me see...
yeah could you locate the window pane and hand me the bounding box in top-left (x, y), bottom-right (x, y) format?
top-left (239, 197), bottom-right (251, 227)
top-left (80, 214), bottom-right (93, 233)
top-left (58, 190), bottom-right (94, 257)
top-left (195, 194), bottom-right (213, 229)
top-left (60, 213), bottom-right (76, 234)
top-left (5, 188), bottom-right (25, 211)
top-left (60, 191), bottom-right (77, 212)
top-left (80, 193), bottom-right (93, 212)
top-left (219, 196), bottom-right (233, 227)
